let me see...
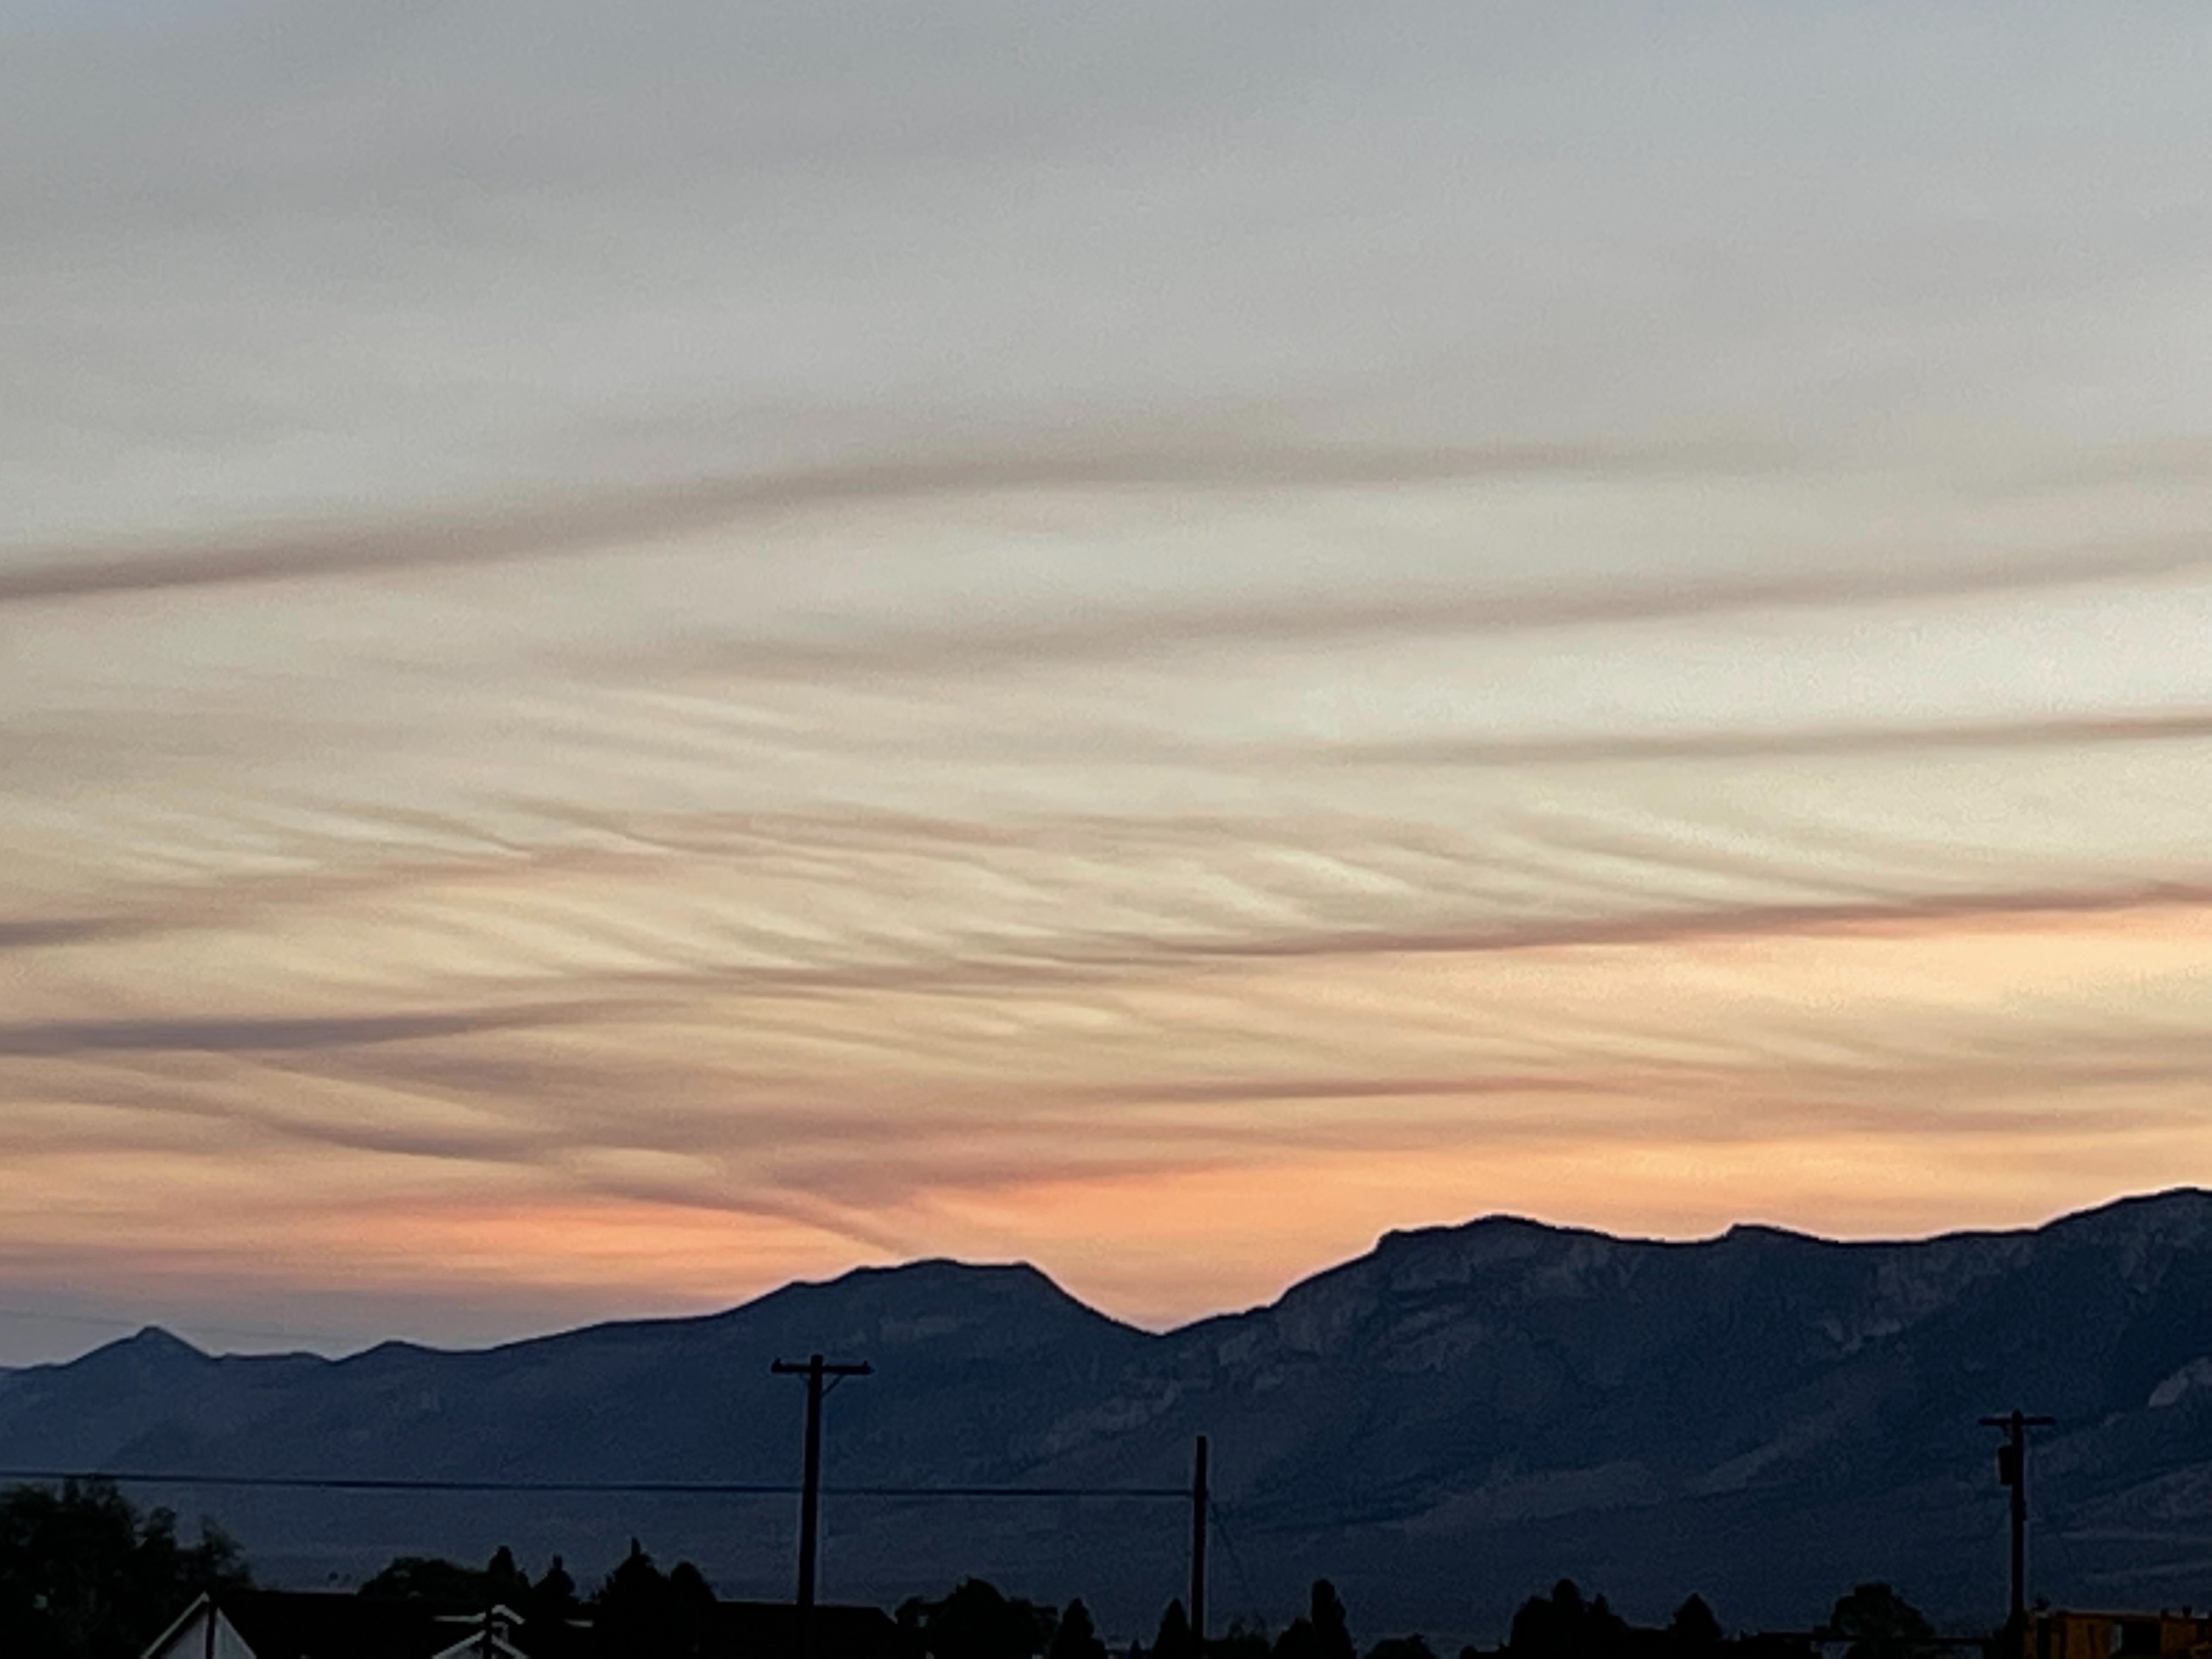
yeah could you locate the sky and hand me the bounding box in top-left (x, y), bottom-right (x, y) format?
top-left (4, 1), bottom-right (2212, 1365)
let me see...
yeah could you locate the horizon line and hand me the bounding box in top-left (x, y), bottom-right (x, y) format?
top-left (10, 1182), bottom-right (2202, 1371)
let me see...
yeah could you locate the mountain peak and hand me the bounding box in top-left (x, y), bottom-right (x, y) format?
top-left (74, 1325), bottom-right (206, 1369)
top-left (1719, 1220), bottom-right (1821, 1245)
top-left (723, 1254), bottom-right (1148, 1355)
top-left (797, 1255), bottom-right (1097, 1313)
top-left (2061, 1185), bottom-right (2212, 1223)
top-left (834, 1256), bottom-right (1056, 1287)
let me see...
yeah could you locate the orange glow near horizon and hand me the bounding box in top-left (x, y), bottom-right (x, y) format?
top-left (7, 891), bottom-right (2212, 1352)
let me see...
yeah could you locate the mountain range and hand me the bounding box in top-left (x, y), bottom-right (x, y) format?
top-left (9, 1192), bottom-right (2212, 1644)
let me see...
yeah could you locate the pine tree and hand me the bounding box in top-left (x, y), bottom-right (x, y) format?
top-left (532, 1555), bottom-right (578, 1617)
top-left (1154, 1598), bottom-right (1195, 1659)
top-left (1669, 1596), bottom-right (1724, 1652)
top-left (483, 1545), bottom-right (529, 1609)
top-left (1312, 1581), bottom-right (1356, 1659)
top-left (1051, 1599), bottom-right (1109, 1659)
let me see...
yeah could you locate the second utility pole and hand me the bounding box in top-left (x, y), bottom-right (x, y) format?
top-left (1190, 1435), bottom-right (1209, 1651)
top-left (1980, 1408), bottom-right (2055, 1630)
top-left (773, 1352), bottom-right (873, 1624)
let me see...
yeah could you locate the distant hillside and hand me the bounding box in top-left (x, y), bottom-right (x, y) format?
top-left (8, 1193), bottom-right (2212, 1643)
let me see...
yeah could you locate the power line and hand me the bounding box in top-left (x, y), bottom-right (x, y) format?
top-left (0, 1468), bottom-right (1190, 1500)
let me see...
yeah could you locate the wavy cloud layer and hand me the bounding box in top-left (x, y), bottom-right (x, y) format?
top-left (5, 0), bottom-right (2212, 1361)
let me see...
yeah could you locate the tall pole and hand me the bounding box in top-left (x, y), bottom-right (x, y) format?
top-left (1981, 1410), bottom-right (2055, 1631)
top-left (774, 1353), bottom-right (872, 1641)
top-left (1190, 1435), bottom-right (1210, 1655)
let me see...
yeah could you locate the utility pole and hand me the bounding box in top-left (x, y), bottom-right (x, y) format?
top-left (1980, 1409), bottom-right (2055, 1632)
top-left (1190, 1435), bottom-right (1210, 1654)
top-left (773, 1352), bottom-right (872, 1641)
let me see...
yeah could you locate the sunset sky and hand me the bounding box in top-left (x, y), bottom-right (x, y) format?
top-left (5, 2), bottom-right (2212, 1365)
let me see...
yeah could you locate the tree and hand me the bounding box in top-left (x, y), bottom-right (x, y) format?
top-left (362, 1544), bottom-right (535, 1609)
top-left (1154, 1598), bottom-right (1195, 1659)
top-left (0, 1478), bottom-right (247, 1659)
top-left (1829, 1584), bottom-right (1934, 1659)
top-left (484, 1544), bottom-right (530, 1607)
top-left (1277, 1580), bottom-right (1357, 1659)
top-left (596, 1537), bottom-right (665, 1612)
top-left (530, 1555), bottom-right (579, 1620)
top-left (1050, 1599), bottom-right (1109, 1659)
top-left (592, 1540), bottom-right (716, 1656)
top-left (1508, 1581), bottom-right (1629, 1658)
top-left (899, 1578), bottom-right (1058, 1659)
top-left (1670, 1597), bottom-right (1725, 1653)
top-left (1367, 1640), bottom-right (1437, 1659)
top-left (361, 1555), bottom-right (491, 1602)
top-left (1215, 1619), bottom-right (1271, 1659)
top-left (1314, 1582), bottom-right (1357, 1659)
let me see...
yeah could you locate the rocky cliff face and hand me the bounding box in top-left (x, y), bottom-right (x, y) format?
top-left (7, 1193), bottom-right (2212, 1641)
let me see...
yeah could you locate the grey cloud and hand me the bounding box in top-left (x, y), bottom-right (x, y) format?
top-left (654, 535), bottom-right (2212, 682)
top-left (1269, 709), bottom-right (2212, 769)
top-left (1181, 877), bottom-right (2212, 965)
top-left (0, 1005), bottom-right (614, 1057)
top-left (8, 0), bottom-right (2205, 550)
top-left (0, 440), bottom-right (1686, 609)
top-left (1080, 1074), bottom-right (1598, 1106)
top-left (0, 917), bottom-right (135, 949)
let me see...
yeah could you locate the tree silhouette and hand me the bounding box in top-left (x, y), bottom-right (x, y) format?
top-left (362, 1543), bottom-right (566, 1612)
top-left (0, 1478), bottom-right (246, 1659)
top-left (1829, 1584), bottom-right (1934, 1659)
top-left (592, 1539), bottom-right (716, 1655)
top-left (483, 1544), bottom-right (529, 1607)
top-left (1366, 1639), bottom-right (1437, 1659)
top-left (361, 1555), bottom-right (489, 1601)
top-left (1508, 1581), bottom-right (1630, 1657)
top-left (1277, 1579), bottom-right (1357, 1659)
top-left (530, 1554), bottom-right (579, 1620)
top-left (898, 1577), bottom-right (1058, 1659)
top-left (1154, 1598), bottom-right (1196, 1659)
top-left (1670, 1596), bottom-right (1725, 1653)
top-left (1049, 1598), bottom-right (1109, 1659)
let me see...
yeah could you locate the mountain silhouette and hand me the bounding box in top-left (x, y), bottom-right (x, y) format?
top-left (8, 1193), bottom-right (2212, 1640)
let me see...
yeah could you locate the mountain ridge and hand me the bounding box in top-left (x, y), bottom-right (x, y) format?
top-left (9, 1189), bottom-right (2212, 1639)
top-left (45, 1189), bottom-right (2212, 1375)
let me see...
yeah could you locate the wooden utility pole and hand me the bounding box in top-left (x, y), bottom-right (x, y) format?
top-left (773, 1352), bottom-right (872, 1639)
top-left (1190, 1436), bottom-right (1210, 1654)
top-left (1980, 1409), bottom-right (2055, 1630)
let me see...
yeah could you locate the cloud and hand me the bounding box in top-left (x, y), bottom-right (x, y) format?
top-left (7, 1), bottom-right (2212, 1359)
top-left (1263, 708), bottom-right (2212, 769)
top-left (645, 535), bottom-right (2212, 684)
top-left (10, 438), bottom-right (2209, 644)
top-left (0, 1005), bottom-right (613, 1058)
top-left (1187, 878), bottom-right (2212, 963)
top-left (0, 917), bottom-right (133, 949)
top-left (0, 441), bottom-right (1659, 608)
